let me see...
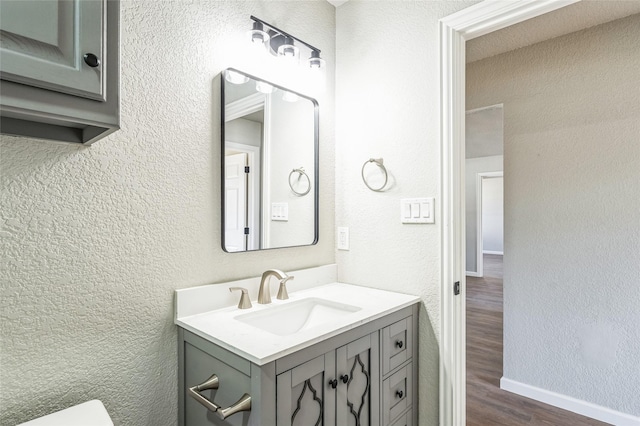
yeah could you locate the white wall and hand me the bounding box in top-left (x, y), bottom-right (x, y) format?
top-left (0, 1), bottom-right (335, 424)
top-left (465, 156), bottom-right (503, 272)
top-left (226, 118), bottom-right (262, 148)
top-left (482, 176), bottom-right (503, 254)
top-left (335, 2), bottom-right (479, 425)
top-left (467, 14), bottom-right (640, 417)
top-left (267, 93), bottom-right (316, 248)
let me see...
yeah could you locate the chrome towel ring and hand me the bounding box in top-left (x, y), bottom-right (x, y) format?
top-left (289, 167), bottom-right (311, 196)
top-left (362, 158), bottom-right (388, 192)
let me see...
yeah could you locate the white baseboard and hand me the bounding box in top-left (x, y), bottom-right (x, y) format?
top-left (500, 377), bottom-right (640, 426)
top-left (465, 271), bottom-right (481, 277)
top-left (482, 250), bottom-right (503, 255)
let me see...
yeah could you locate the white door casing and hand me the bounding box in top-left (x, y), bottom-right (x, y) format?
top-left (438, 1), bottom-right (580, 425)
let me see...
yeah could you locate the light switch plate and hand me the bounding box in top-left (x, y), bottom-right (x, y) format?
top-left (337, 227), bottom-right (349, 250)
top-left (271, 202), bottom-right (289, 221)
top-left (401, 198), bottom-right (435, 224)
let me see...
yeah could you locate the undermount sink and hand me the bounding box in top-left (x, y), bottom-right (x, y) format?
top-left (235, 297), bottom-right (361, 336)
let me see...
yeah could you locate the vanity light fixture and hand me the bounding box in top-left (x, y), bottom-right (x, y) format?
top-left (249, 16), bottom-right (325, 70)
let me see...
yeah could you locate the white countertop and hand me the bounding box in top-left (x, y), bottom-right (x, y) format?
top-left (175, 282), bottom-right (420, 365)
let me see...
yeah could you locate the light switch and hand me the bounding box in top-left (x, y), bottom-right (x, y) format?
top-left (403, 203), bottom-right (412, 219)
top-left (401, 198), bottom-right (435, 224)
top-left (421, 202), bottom-right (430, 218)
top-left (271, 203), bottom-right (289, 221)
top-left (411, 203), bottom-right (420, 218)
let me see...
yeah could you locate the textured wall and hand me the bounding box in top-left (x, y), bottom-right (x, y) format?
top-left (0, 1), bottom-right (335, 424)
top-left (467, 14), bottom-right (640, 416)
top-left (335, 1), bottom-right (479, 425)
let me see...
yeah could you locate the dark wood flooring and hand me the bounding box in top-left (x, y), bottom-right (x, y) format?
top-left (466, 254), bottom-right (608, 425)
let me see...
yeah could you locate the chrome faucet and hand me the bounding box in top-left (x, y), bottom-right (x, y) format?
top-left (258, 269), bottom-right (294, 304)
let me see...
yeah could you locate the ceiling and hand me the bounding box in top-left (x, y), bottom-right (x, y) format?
top-left (467, 0), bottom-right (640, 63)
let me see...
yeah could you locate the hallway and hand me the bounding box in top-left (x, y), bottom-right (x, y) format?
top-left (466, 254), bottom-right (608, 425)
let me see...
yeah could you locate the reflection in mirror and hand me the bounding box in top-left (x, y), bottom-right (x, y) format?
top-left (222, 69), bottom-right (318, 252)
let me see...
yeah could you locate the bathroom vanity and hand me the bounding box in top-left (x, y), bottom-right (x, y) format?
top-left (175, 268), bottom-right (419, 426)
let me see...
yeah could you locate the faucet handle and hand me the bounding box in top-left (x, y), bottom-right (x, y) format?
top-left (276, 275), bottom-right (295, 300)
top-left (229, 287), bottom-right (252, 309)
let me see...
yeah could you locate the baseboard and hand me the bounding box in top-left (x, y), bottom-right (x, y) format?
top-left (465, 271), bottom-right (481, 277)
top-left (482, 250), bottom-right (503, 255)
top-left (500, 377), bottom-right (640, 426)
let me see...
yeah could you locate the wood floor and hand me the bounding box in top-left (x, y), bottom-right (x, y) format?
top-left (466, 254), bottom-right (608, 426)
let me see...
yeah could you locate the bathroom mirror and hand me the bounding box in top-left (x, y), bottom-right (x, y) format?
top-left (221, 68), bottom-right (318, 252)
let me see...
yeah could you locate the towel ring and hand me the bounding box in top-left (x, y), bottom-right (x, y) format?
top-left (361, 158), bottom-right (388, 192)
top-left (289, 167), bottom-right (311, 196)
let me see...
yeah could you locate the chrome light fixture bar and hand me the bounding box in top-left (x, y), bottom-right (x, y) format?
top-left (249, 15), bottom-right (325, 70)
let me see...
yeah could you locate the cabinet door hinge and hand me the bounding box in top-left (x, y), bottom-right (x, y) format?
top-left (244, 166), bottom-right (250, 173)
top-left (244, 227), bottom-right (250, 235)
top-left (454, 281), bottom-right (460, 296)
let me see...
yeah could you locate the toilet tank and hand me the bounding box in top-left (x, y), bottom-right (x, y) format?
top-left (17, 400), bottom-right (113, 426)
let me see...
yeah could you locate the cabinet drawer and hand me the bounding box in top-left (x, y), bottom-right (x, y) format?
top-left (390, 409), bottom-right (412, 426)
top-left (382, 362), bottom-right (412, 425)
top-left (382, 317), bottom-right (412, 374)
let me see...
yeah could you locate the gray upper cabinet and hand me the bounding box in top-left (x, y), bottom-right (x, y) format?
top-left (0, 0), bottom-right (119, 145)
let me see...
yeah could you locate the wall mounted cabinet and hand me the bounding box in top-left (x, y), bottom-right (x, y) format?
top-left (0, 0), bottom-right (120, 145)
top-left (178, 304), bottom-right (418, 426)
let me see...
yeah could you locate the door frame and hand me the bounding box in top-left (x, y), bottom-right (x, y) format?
top-left (476, 171), bottom-right (503, 276)
top-left (438, 1), bottom-right (580, 424)
top-left (226, 142), bottom-right (261, 250)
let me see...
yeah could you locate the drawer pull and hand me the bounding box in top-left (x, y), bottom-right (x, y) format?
top-left (340, 374), bottom-right (349, 384)
top-left (188, 374), bottom-right (252, 420)
top-left (329, 379), bottom-right (338, 389)
top-left (396, 390), bottom-right (404, 399)
top-left (395, 340), bottom-right (404, 349)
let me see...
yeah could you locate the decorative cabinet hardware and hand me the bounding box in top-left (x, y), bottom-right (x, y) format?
top-left (83, 53), bottom-right (101, 68)
top-left (329, 379), bottom-right (338, 389)
top-left (340, 374), bottom-right (349, 384)
top-left (396, 390), bottom-right (404, 399)
top-left (188, 374), bottom-right (252, 420)
top-left (395, 340), bottom-right (404, 349)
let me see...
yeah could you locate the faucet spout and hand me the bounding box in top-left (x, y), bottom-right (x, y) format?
top-left (258, 269), bottom-right (289, 304)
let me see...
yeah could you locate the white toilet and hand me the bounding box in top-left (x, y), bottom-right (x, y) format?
top-left (17, 400), bottom-right (113, 426)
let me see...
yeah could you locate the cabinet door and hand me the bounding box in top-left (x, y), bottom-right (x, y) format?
top-left (336, 333), bottom-right (380, 426)
top-left (277, 353), bottom-right (336, 426)
top-left (184, 343), bottom-right (251, 426)
top-left (0, 0), bottom-right (105, 100)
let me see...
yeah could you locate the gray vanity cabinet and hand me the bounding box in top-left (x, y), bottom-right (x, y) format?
top-left (178, 304), bottom-right (418, 426)
top-left (0, 0), bottom-right (120, 144)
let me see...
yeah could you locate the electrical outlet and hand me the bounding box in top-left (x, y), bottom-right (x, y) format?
top-left (337, 227), bottom-right (349, 250)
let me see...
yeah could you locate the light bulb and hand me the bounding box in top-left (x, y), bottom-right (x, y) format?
top-left (256, 81), bottom-right (274, 94)
top-left (307, 51), bottom-right (325, 70)
top-left (225, 69), bottom-right (249, 85)
top-left (277, 36), bottom-right (299, 62)
top-left (248, 22), bottom-right (270, 47)
top-left (282, 91), bottom-right (299, 102)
